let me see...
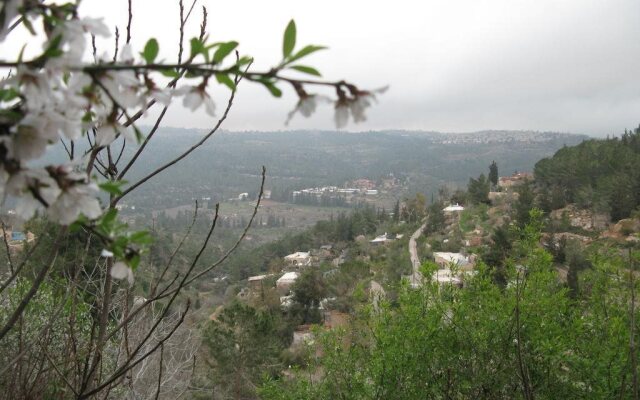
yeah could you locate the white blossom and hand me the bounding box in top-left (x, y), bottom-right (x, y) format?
top-left (10, 67), bottom-right (56, 111)
top-left (285, 94), bottom-right (330, 125)
top-left (149, 87), bottom-right (172, 107)
top-left (101, 249), bottom-right (114, 258)
top-left (99, 70), bottom-right (143, 110)
top-left (349, 96), bottom-right (372, 123)
top-left (179, 86), bottom-right (216, 116)
top-left (95, 120), bottom-right (136, 146)
top-left (334, 101), bottom-right (350, 129)
top-left (5, 123), bottom-right (52, 161)
top-left (48, 181), bottom-right (102, 224)
top-left (46, 17), bottom-right (110, 68)
top-left (111, 261), bottom-right (134, 285)
top-left (5, 168), bottom-right (61, 220)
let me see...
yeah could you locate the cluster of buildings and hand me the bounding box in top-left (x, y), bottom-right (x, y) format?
top-left (369, 232), bottom-right (404, 245)
top-left (292, 186), bottom-right (378, 198)
top-left (430, 131), bottom-right (573, 145)
top-left (498, 171), bottom-right (533, 189)
top-left (246, 250), bottom-right (317, 305)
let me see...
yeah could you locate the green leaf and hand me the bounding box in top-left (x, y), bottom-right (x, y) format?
top-left (237, 56), bottom-right (253, 66)
top-left (190, 38), bottom-right (206, 59)
top-left (141, 38), bottom-right (159, 64)
top-left (283, 19), bottom-right (296, 58)
top-left (0, 87), bottom-right (19, 102)
top-left (216, 73), bottom-right (236, 90)
top-left (160, 68), bottom-right (180, 78)
top-left (99, 181), bottom-right (127, 196)
top-left (261, 81), bottom-right (282, 97)
top-left (42, 35), bottom-right (63, 59)
top-left (128, 253), bottom-right (141, 270)
top-left (289, 65), bottom-right (322, 77)
top-left (287, 45), bottom-right (327, 64)
top-left (99, 208), bottom-right (119, 234)
top-left (129, 231), bottom-right (153, 245)
top-left (213, 41), bottom-right (238, 64)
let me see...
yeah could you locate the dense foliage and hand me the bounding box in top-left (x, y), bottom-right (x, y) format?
top-left (261, 212), bottom-right (640, 399)
top-left (535, 128), bottom-right (640, 220)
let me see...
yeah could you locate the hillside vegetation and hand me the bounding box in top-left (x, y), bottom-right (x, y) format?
top-left (535, 128), bottom-right (640, 221)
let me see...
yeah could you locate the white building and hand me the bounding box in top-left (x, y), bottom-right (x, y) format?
top-left (432, 269), bottom-right (462, 285)
top-left (443, 203), bottom-right (465, 213)
top-left (276, 272), bottom-right (299, 292)
top-left (284, 251), bottom-right (311, 267)
top-left (370, 233), bottom-right (391, 245)
top-left (433, 252), bottom-right (470, 268)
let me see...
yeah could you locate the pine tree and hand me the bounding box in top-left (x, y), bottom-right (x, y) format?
top-left (489, 160), bottom-right (499, 188)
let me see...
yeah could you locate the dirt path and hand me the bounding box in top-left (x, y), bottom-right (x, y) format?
top-left (408, 223), bottom-right (427, 287)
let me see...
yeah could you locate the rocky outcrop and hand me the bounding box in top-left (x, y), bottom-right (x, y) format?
top-left (550, 204), bottom-right (609, 231)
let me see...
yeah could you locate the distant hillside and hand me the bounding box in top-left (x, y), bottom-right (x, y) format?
top-left (535, 128), bottom-right (640, 221)
top-left (91, 128), bottom-right (587, 210)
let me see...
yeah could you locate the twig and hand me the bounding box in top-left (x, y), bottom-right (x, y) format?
top-left (113, 61), bottom-right (250, 205)
top-left (154, 343), bottom-right (164, 400)
top-left (1, 220), bottom-right (15, 274)
top-left (0, 227), bottom-right (65, 341)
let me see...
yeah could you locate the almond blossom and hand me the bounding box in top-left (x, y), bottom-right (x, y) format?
top-left (334, 98), bottom-right (350, 129)
top-left (179, 85), bottom-right (216, 116)
top-left (95, 119), bottom-right (136, 146)
top-left (111, 261), bottom-right (134, 285)
top-left (285, 94), bottom-right (330, 125)
top-left (48, 181), bottom-right (102, 224)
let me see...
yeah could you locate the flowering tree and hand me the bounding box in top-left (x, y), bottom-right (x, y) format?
top-left (0, 0), bottom-right (384, 397)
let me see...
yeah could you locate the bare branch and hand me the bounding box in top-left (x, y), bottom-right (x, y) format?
top-left (0, 227), bottom-right (65, 341)
top-left (112, 62), bottom-right (250, 205)
top-left (1, 220), bottom-right (14, 274)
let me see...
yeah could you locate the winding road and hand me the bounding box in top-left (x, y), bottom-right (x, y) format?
top-left (407, 223), bottom-right (427, 287)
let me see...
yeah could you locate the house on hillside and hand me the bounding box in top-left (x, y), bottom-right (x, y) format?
top-left (284, 251), bottom-right (311, 267)
top-left (443, 203), bottom-right (465, 213)
top-left (370, 233), bottom-right (391, 245)
top-left (433, 252), bottom-right (472, 269)
top-left (432, 268), bottom-right (463, 286)
top-left (276, 272), bottom-right (299, 293)
top-left (498, 172), bottom-right (533, 189)
top-left (247, 274), bottom-right (271, 293)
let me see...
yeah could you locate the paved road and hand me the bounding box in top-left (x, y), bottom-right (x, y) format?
top-left (407, 223), bottom-right (427, 287)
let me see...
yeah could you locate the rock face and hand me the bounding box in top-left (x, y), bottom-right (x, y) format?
top-left (612, 218), bottom-right (640, 235)
top-left (600, 218), bottom-right (640, 240)
top-left (550, 205), bottom-right (609, 231)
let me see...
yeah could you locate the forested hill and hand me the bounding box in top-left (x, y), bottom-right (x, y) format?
top-left (535, 128), bottom-right (640, 221)
top-left (117, 128), bottom-right (586, 209)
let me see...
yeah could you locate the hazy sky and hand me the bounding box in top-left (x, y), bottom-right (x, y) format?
top-left (13, 1), bottom-right (640, 136)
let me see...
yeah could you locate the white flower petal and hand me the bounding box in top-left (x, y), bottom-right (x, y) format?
top-left (182, 90), bottom-right (202, 111)
top-left (203, 95), bottom-right (216, 116)
top-left (101, 249), bottom-right (114, 258)
top-left (111, 261), bottom-right (134, 285)
top-left (334, 105), bottom-right (349, 129)
top-left (96, 124), bottom-right (117, 146)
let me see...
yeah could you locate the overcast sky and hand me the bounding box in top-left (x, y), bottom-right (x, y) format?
top-left (13, 1), bottom-right (640, 136)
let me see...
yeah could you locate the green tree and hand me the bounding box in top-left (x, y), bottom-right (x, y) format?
top-left (514, 180), bottom-right (535, 227)
top-left (262, 213), bottom-right (640, 400)
top-left (468, 173), bottom-right (490, 204)
top-left (204, 301), bottom-right (289, 399)
top-left (489, 160), bottom-right (499, 188)
top-left (291, 268), bottom-right (328, 324)
top-left (425, 201), bottom-right (446, 234)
